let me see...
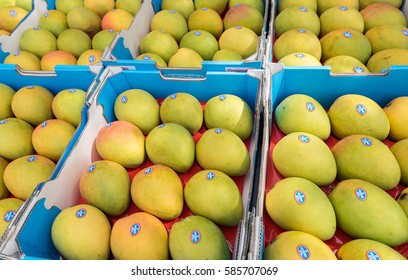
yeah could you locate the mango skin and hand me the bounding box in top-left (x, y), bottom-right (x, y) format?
top-left (0, 157), bottom-right (9, 199)
top-left (51, 204), bottom-right (111, 260)
top-left (337, 239), bottom-right (406, 260)
top-left (264, 230), bottom-right (337, 260)
top-left (331, 134), bottom-right (401, 190)
top-left (397, 188), bottom-right (408, 217)
top-left (360, 3), bottom-right (407, 33)
top-left (328, 179), bottom-right (408, 247)
top-left (265, 177), bottom-right (336, 241)
top-left (274, 94), bottom-right (330, 140)
top-left (169, 215), bottom-right (231, 260)
top-left (274, 6), bottom-right (320, 37)
top-left (184, 169), bottom-right (243, 227)
top-left (0, 118), bottom-right (35, 161)
top-left (328, 94), bottom-right (390, 140)
top-left (366, 48), bottom-right (408, 73)
top-left (272, 132), bottom-right (337, 186)
top-left (390, 139), bottom-right (408, 186)
top-left (383, 96), bottom-right (408, 142)
top-left (0, 83), bottom-right (15, 120)
top-left (0, 197), bottom-right (24, 237)
top-left (110, 211), bottom-right (169, 260)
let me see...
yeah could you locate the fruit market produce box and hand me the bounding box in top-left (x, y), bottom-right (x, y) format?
top-left (0, 62), bottom-right (102, 254)
top-left (102, 0), bottom-right (271, 72)
top-left (265, 0), bottom-right (408, 73)
top-left (247, 63), bottom-right (408, 260)
top-left (0, 65), bottom-right (265, 260)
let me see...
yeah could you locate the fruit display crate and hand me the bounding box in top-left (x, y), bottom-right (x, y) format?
top-left (102, 0), bottom-right (271, 72)
top-left (0, 65), bottom-right (265, 260)
top-left (265, 0), bottom-right (408, 72)
top-left (248, 63), bottom-right (408, 260)
top-left (0, 63), bottom-right (102, 251)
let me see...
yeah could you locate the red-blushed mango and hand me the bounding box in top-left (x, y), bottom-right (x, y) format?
top-left (139, 30), bottom-right (179, 63)
top-left (150, 9), bottom-right (188, 43)
top-left (188, 7), bottom-right (223, 39)
top-left (95, 120), bottom-right (145, 169)
top-left (161, 0), bottom-right (194, 21)
top-left (77, 49), bottom-right (102, 66)
top-left (84, 0), bottom-right (114, 18)
top-left (51, 204), bottom-right (111, 260)
top-left (0, 83), bottom-right (15, 120)
top-left (4, 51), bottom-right (41, 71)
top-left (223, 4), bottom-right (264, 35)
top-left (360, 3), bottom-right (407, 33)
top-left (115, 0), bottom-right (142, 16)
top-left (39, 10), bottom-right (68, 37)
top-left (168, 47), bottom-right (203, 68)
top-left (219, 26), bottom-right (258, 59)
top-left (131, 164), bottom-right (183, 221)
top-left (52, 88), bottom-right (86, 127)
top-left (11, 85), bottom-right (54, 127)
top-left (20, 27), bottom-right (58, 58)
top-left (3, 154), bottom-right (56, 200)
top-left (40, 50), bottom-right (77, 71)
top-left (316, 0), bottom-right (359, 15)
top-left (0, 157), bottom-right (10, 199)
top-left (384, 96), bottom-right (408, 142)
top-left (101, 8), bottom-right (134, 32)
top-left (0, 118), bottom-right (34, 161)
top-left (0, 197), bottom-right (24, 236)
top-left (79, 160), bottom-right (131, 217)
top-left (274, 6), bottom-right (320, 37)
top-left (194, 0), bottom-right (228, 15)
top-left (32, 119), bottom-right (76, 163)
top-left (0, 6), bottom-right (28, 32)
top-left (110, 211), bottom-right (169, 260)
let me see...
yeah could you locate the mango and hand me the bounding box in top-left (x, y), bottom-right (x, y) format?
top-left (273, 28), bottom-right (321, 61)
top-left (114, 89), bottom-right (160, 135)
top-left (0, 197), bottom-right (24, 237)
top-left (359, 0), bottom-right (402, 9)
top-left (204, 94), bottom-right (253, 141)
top-left (278, 52), bottom-right (322, 66)
top-left (169, 215), bottom-right (231, 260)
top-left (67, 6), bottom-right (101, 38)
top-left (20, 27), bottom-right (57, 58)
top-left (397, 188), bottom-right (408, 216)
top-left (57, 28), bottom-right (92, 58)
top-left (328, 179), bottom-right (408, 246)
top-left (278, 0), bottom-right (317, 12)
top-left (51, 204), bottom-right (111, 260)
top-left (110, 211), bottom-right (168, 260)
top-left (168, 47), bottom-right (203, 68)
top-left (196, 128), bottom-right (250, 177)
top-left (92, 29), bottom-right (117, 52)
top-left (150, 9), bottom-right (188, 43)
top-left (140, 30), bottom-right (179, 63)
top-left (229, 0), bottom-right (265, 14)
top-left (328, 94), bottom-right (390, 140)
top-left (40, 50), bottom-right (78, 71)
top-left (11, 85), bottom-right (54, 127)
top-left (136, 52), bottom-right (167, 67)
top-left (77, 49), bottom-right (102, 66)
top-left (55, 0), bottom-right (84, 14)
top-left (0, 6), bottom-right (28, 32)
top-left (0, 83), bottom-right (15, 120)
top-left (39, 10), bottom-right (68, 37)
top-left (274, 6), bottom-right (320, 37)
top-left (4, 51), bottom-right (41, 71)
top-left (146, 123), bottom-right (195, 173)
top-left (115, 0), bottom-right (142, 16)
top-left (390, 139), bottom-right (408, 186)
top-left (0, 118), bottom-right (34, 161)
top-left (383, 96), bottom-right (408, 141)
top-left (194, 0), bottom-right (228, 15)
top-left (265, 177), bottom-right (336, 241)
top-left (32, 119), bottom-right (76, 163)
top-left (4, 154), bottom-right (55, 200)
top-left (52, 88), bottom-right (87, 127)
top-left (331, 135), bottom-right (400, 190)
top-left (0, 157), bottom-right (9, 199)
top-left (360, 3), bottom-right (407, 33)
top-left (212, 49), bottom-right (243, 61)
top-left (272, 132), bottom-right (337, 186)
top-left (218, 26), bottom-right (258, 59)
top-left (0, 0), bottom-right (15, 9)
top-left (274, 94), bottom-right (331, 140)
top-left (188, 7), bottom-right (223, 39)
top-left (223, 4), bottom-right (264, 36)
top-left (323, 55), bottom-right (370, 74)
top-left (95, 120), bottom-right (145, 169)
top-left (159, 92), bottom-right (203, 135)
top-left (316, 0), bottom-right (359, 15)
top-left (264, 230), bottom-right (337, 260)
top-left (320, 29), bottom-right (371, 64)
top-left (79, 160), bottom-right (131, 217)
top-left (184, 169), bottom-right (243, 227)
top-left (161, 0), bottom-right (194, 21)
top-left (365, 24), bottom-right (408, 55)
top-left (131, 165), bottom-right (183, 221)
top-left (84, 0), bottom-right (114, 18)
top-left (180, 30), bottom-right (219, 61)
top-left (319, 6), bottom-right (364, 37)
top-left (366, 48), bottom-right (408, 73)
top-left (101, 8), bottom-right (134, 32)
top-left (337, 239), bottom-right (406, 260)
